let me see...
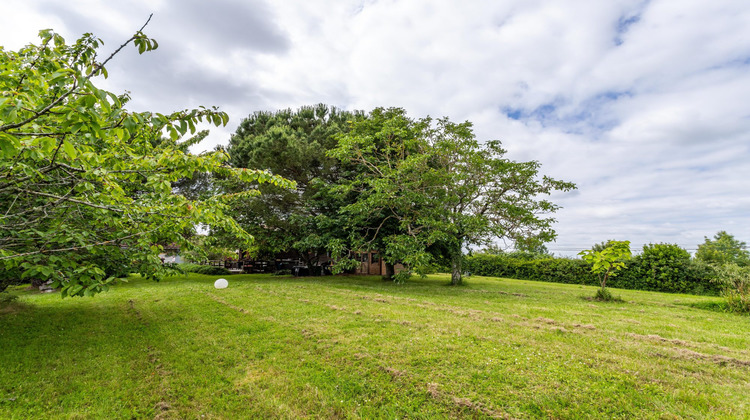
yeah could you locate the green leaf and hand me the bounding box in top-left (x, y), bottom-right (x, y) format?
top-left (62, 140), bottom-right (77, 159)
top-left (0, 135), bottom-right (17, 158)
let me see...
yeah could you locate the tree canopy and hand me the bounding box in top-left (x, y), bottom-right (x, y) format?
top-left (0, 23), bottom-right (291, 296)
top-left (225, 104), bottom-right (359, 266)
top-left (330, 108), bottom-right (576, 284)
top-left (695, 231), bottom-right (750, 267)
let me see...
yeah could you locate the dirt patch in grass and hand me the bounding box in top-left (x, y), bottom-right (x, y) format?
top-left (203, 292), bottom-right (248, 313)
top-left (0, 301), bottom-right (28, 315)
top-left (655, 348), bottom-right (750, 368)
top-left (425, 382), bottom-right (512, 419)
top-left (535, 317), bottom-right (559, 325)
top-left (153, 401), bottom-right (173, 420)
top-left (127, 299), bottom-right (143, 319)
top-left (383, 366), bottom-right (407, 379)
top-left (625, 333), bottom-right (690, 347)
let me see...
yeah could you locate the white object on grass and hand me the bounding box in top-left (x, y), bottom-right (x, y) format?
top-left (214, 278), bottom-right (228, 289)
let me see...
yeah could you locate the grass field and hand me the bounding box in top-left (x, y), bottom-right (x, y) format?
top-left (1, 273), bottom-right (748, 419)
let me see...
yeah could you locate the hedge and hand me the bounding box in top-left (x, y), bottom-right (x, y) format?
top-left (465, 249), bottom-right (718, 295)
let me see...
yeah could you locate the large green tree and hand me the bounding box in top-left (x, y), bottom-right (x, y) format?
top-left (225, 104), bottom-right (360, 268)
top-left (330, 108), bottom-right (575, 285)
top-left (0, 22), bottom-right (290, 296)
top-left (695, 231), bottom-right (750, 267)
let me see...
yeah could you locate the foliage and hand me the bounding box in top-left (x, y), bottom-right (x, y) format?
top-left (514, 237), bottom-right (551, 255)
top-left (192, 265), bottom-right (231, 276)
top-left (695, 231), bottom-right (750, 267)
top-left (465, 253), bottom-right (598, 285)
top-left (578, 241), bottom-right (632, 292)
top-left (178, 235), bottom-right (236, 264)
top-left (178, 263), bottom-right (231, 276)
top-left (594, 287), bottom-right (616, 302)
top-left (0, 266), bottom-right (25, 293)
top-left (0, 24), bottom-right (291, 297)
top-left (465, 247), bottom-right (720, 295)
top-left (634, 243), bottom-right (697, 292)
top-left (713, 263), bottom-right (750, 313)
top-left (330, 108), bottom-right (575, 285)
top-left (225, 105), bottom-right (359, 267)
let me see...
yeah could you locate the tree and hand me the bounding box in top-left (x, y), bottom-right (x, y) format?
top-left (330, 108), bottom-right (575, 285)
top-left (695, 231), bottom-right (750, 267)
top-left (0, 22), bottom-right (291, 296)
top-left (225, 104), bottom-right (360, 268)
top-left (579, 240), bottom-right (631, 300)
top-left (638, 243), bottom-right (692, 291)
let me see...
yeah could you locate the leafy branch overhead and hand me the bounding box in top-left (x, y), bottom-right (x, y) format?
top-left (0, 22), bottom-right (292, 296)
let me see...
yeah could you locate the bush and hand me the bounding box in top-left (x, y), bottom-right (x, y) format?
top-left (713, 264), bottom-right (750, 313)
top-left (592, 288), bottom-right (624, 302)
top-left (0, 266), bottom-right (26, 293)
top-left (179, 263), bottom-right (231, 276)
top-left (464, 253), bottom-right (597, 285)
top-left (87, 246), bottom-right (134, 279)
top-left (621, 244), bottom-right (719, 294)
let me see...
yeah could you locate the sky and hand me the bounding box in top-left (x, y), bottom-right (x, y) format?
top-left (1, 0), bottom-right (749, 255)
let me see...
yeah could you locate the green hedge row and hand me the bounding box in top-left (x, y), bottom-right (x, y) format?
top-left (179, 263), bottom-right (231, 276)
top-left (465, 245), bottom-right (719, 295)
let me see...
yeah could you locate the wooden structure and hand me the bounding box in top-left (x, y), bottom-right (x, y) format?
top-left (354, 251), bottom-right (405, 276)
top-left (354, 251), bottom-right (383, 275)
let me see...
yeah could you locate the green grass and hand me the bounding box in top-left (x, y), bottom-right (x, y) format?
top-left (1, 273), bottom-right (748, 419)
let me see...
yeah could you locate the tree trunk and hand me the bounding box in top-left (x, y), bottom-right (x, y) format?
top-left (382, 262), bottom-right (395, 281)
top-left (450, 248), bottom-right (463, 286)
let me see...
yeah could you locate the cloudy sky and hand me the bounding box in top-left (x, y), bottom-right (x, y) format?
top-left (2, 0), bottom-right (749, 255)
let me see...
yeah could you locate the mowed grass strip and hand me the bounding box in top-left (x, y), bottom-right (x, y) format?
top-left (1, 273), bottom-right (748, 419)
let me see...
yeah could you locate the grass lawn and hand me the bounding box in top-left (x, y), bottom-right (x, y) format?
top-left (1, 273), bottom-right (748, 419)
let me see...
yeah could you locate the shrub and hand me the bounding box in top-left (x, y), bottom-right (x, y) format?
top-left (464, 253), bottom-right (597, 285)
top-left (0, 266), bottom-right (26, 293)
top-left (464, 247), bottom-right (718, 296)
top-left (713, 264), bottom-right (750, 313)
top-left (579, 240), bottom-right (632, 293)
top-left (592, 288), bottom-right (624, 302)
top-left (638, 243), bottom-right (691, 292)
top-left (183, 264), bottom-right (231, 276)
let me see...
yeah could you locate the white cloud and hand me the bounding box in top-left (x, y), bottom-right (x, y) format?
top-left (2, 0), bottom-right (749, 255)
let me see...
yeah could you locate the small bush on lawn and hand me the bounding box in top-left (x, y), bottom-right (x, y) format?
top-left (713, 263), bottom-right (750, 313)
top-left (594, 288), bottom-right (623, 302)
top-left (178, 263), bottom-right (231, 276)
